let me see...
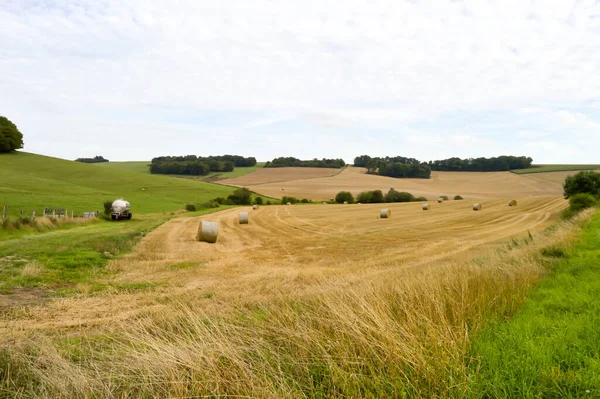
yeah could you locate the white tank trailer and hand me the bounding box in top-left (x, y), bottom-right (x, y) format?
top-left (111, 199), bottom-right (132, 220)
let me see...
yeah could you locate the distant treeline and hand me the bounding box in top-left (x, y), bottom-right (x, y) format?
top-left (75, 156), bottom-right (109, 163)
top-left (150, 155), bottom-right (256, 176)
top-left (265, 157), bottom-right (346, 168)
top-left (354, 155), bottom-right (533, 178)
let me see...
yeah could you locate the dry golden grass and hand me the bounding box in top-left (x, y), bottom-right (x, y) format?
top-left (222, 166), bottom-right (566, 200)
top-left (0, 205), bottom-right (587, 398)
top-left (224, 166), bottom-right (343, 186)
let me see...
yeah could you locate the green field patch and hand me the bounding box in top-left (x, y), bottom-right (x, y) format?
top-left (511, 164), bottom-right (600, 174)
top-left (0, 152), bottom-right (236, 217)
top-left (169, 261), bottom-right (205, 270)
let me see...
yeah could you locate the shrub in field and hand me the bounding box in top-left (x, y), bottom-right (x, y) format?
top-left (214, 197), bottom-right (226, 205)
top-left (454, 195), bottom-right (463, 200)
top-left (356, 190), bottom-right (385, 203)
top-left (265, 200), bottom-right (272, 205)
top-left (335, 191), bottom-right (354, 204)
top-left (254, 197), bottom-right (264, 205)
top-left (281, 196), bottom-right (299, 204)
top-left (227, 188), bottom-right (252, 205)
top-left (440, 195), bottom-right (449, 201)
top-left (569, 193), bottom-right (596, 212)
top-left (103, 200), bottom-right (113, 215)
top-left (199, 201), bottom-right (219, 209)
top-left (185, 204), bottom-right (197, 212)
top-left (563, 171), bottom-right (600, 199)
top-left (414, 196), bottom-right (428, 202)
top-left (301, 198), bottom-right (311, 203)
top-left (385, 188), bottom-right (414, 203)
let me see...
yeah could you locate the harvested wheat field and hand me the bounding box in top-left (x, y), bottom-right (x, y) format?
top-left (224, 166), bottom-right (343, 186)
top-left (1, 195), bottom-right (567, 336)
top-left (222, 166), bottom-right (566, 200)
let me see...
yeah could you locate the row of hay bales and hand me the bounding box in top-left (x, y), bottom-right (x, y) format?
top-left (197, 200), bottom-right (518, 243)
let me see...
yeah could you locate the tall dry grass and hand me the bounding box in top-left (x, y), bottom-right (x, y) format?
top-left (0, 214), bottom-right (587, 398)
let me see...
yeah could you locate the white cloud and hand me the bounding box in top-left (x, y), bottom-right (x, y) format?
top-left (0, 0), bottom-right (599, 162)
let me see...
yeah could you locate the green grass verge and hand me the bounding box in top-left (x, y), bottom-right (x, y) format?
top-left (511, 164), bottom-right (600, 174)
top-left (0, 208), bottom-right (224, 295)
top-left (0, 152), bottom-right (237, 217)
top-left (469, 210), bottom-right (600, 397)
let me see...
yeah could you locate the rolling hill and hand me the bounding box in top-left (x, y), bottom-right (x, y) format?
top-left (0, 152), bottom-right (236, 217)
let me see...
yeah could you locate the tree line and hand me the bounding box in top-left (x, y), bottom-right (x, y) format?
top-left (265, 157), bottom-right (346, 168)
top-left (150, 155), bottom-right (257, 176)
top-left (335, 188), bottom-right (427, 204)
top-left (75, 156), bottom-right (109, 163)
top-left (354, 155), bottom-right (534, 178)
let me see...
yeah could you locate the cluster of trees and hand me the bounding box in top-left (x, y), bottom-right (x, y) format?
top-left (354, 155), bottom-right (534, 178)
top-left (429, 156), bottom-right (533, 171)
top-left (355, 156), bottom-right (431, 179)
top-left (0, 116), bottom-right (24, 153)
top-left (265, 157), bottom-right (345, 168)
top-left (76, 156), bottom-right (109, 163)
top-left (150, 155), bottom-right (256, 176)
top-left (335, 189), bottom-right (427, 204)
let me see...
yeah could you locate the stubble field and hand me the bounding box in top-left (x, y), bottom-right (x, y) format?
top-left (223, 166), bottom-right (566, 200)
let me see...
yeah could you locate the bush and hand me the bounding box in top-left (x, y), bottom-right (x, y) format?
top-left (282, 196), bottom-right (299, 204)
top-left (185, 204), bottom-right (197, 212)
top-left (301, 198), bottom-right (311, 203)
top-left (568, 193), bottom-right (596, 212)
top-left (335, 191), bottom-right (354, 204)
top-left (453, 195), bottom-right (463, 200)
top-left (223, 199), bottom-right (236, 206)
top-left (414, 196), bottom-right (428, 202)
top-left (214, 197), bottom-right (226, 205)
top-left (227, 188), bottom-right (252, 205)
top-left (103, 200), bottom-right (113, 215)
top-left (440, 195), bottom-right (449, 201)
top-left (385, 188), bottom-right (414, 203)
top-left (356, 190), bottom-right (385, 203)
top-left (563, 171), bottom-right (600, 199)
top-left (266, 200), bottom-right (272, 205)
top-left (199, 201), bottom-right (219, 209)
top-left (254, 197), bottom-right (264, 205)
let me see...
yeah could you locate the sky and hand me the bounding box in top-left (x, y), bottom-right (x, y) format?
top-left (1, 0), bottom-right (599, 163)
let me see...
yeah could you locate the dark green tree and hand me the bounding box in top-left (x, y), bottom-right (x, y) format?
top-left (563, 171), bottom-right (600, 199)
top-left (335, 191), bottom-right (354, 204)
top-left (0, 116), bottom-right (24, 153)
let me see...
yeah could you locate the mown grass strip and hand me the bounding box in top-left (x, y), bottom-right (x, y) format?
top-left (469, 210), bottom-right (600, 398)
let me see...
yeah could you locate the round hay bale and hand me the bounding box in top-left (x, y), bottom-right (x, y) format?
top-left (252, 205), bottom-right (258, 210)
top-left (343, 201), bottom-right (348, 204)
top-left (422, 204), bottom-right (429, 210)
top-left (473, 203), bottom-right (481, 211)
top-left (357, 202), bottom-right (362, 204)
top-left (508, 200), bottom-right (517, 207)
top-left (239, 212), bottom-right (249, 224)
top-left (380, 209), bottom-right (391, 218)
top-left (287, 202), bottom-right (291, 206)
top-left (197, 221), bottom-right (218, 243)
top-left (322, 201), bottom-right (327, 204)
top-left (437, 197), bottom-right (443, 203)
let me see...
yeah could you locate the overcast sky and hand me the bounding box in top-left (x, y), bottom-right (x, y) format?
top-left (1, 0), bottom-right (599, 163)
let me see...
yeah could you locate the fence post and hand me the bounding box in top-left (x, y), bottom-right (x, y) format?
top-left (32, 210), bottom-right (36, 220)
top-left (43, 209), bottom-right (46, 217)
top-left (2, 206), bottom-right (6, 221)
top-left (20, 208), bottom-right (23, 217)
top-left (52, 209), bottom-right (56, 218)
top-left (71, 210), bottom-right (74, 219)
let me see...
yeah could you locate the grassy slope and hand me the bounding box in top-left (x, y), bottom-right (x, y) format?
top-left (0, 152), bottom-right (235, 217)
top-left (470, 210), bottom-right (600, 397)
top-left (511, 164), bottom-right (600, 174)
top-left (95, 161), bottom-right (266, 179)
